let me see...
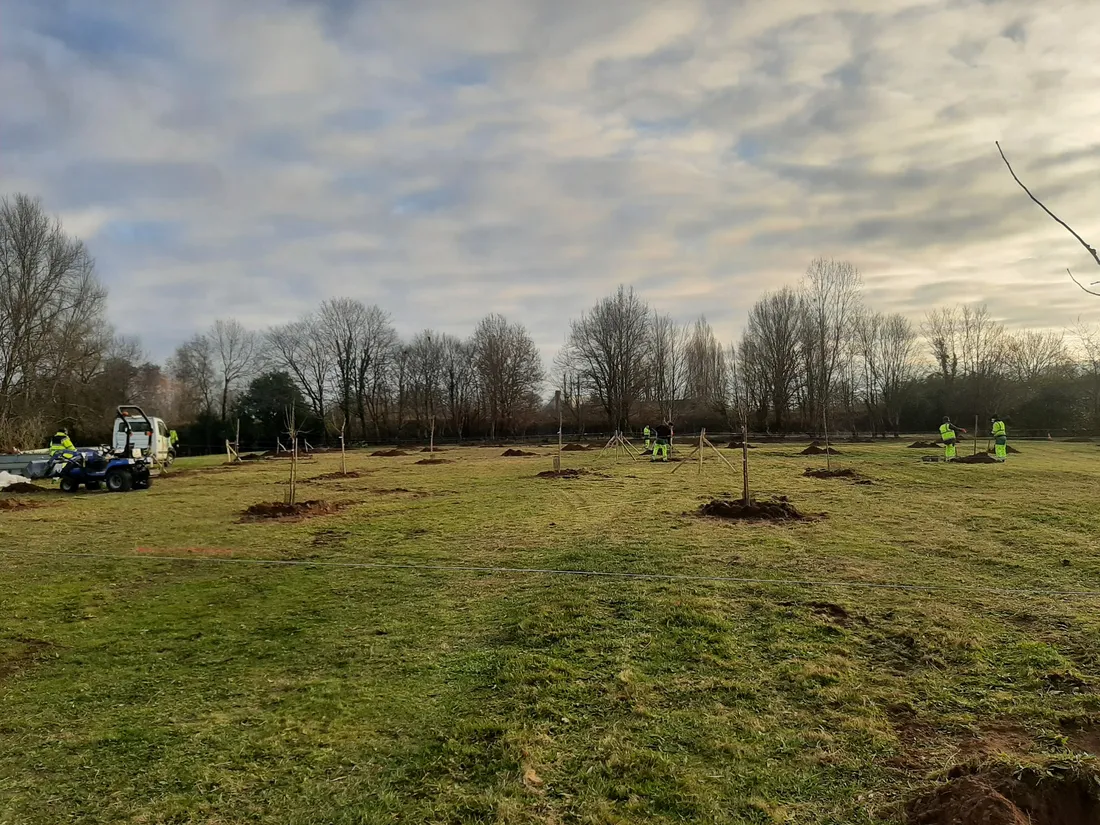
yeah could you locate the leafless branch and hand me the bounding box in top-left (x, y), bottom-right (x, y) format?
top-left (996, 142), bottom-right (1100, 292)
top-left (1068, 268), bottom-right (1100, 297)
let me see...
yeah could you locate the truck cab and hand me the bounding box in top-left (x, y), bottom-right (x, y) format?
top-left (112, 412), bottom-right (172, 464)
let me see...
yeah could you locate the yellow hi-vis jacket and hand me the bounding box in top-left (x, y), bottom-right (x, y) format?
top-left (939, 423), bottom-right (956, 443)
top-left (991, 420), bottom-right (1006, 438)
top-left (49, 432), bottom-right (74, 455)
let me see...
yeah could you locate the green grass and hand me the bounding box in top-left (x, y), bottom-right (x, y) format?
top-left (2, 441), bottom-right (1100, 823)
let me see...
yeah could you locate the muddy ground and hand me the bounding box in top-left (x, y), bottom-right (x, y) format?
top-left (698, 497), bottom-right (809, 522)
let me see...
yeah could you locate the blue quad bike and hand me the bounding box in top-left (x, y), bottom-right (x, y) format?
top-left (55, 405), bottom-right (155, 493)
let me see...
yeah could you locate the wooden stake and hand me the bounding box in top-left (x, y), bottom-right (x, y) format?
top-left (554, 390), bottom-right (562, 473)
top-left (340, 420), bottom-right (347, 475)
top-left (742, 422), bottom-right (750, 506)
top-left (823, 407), bottom-right (832, 471)
top-left (698, 428), bottom-right (705, 476)
top-left (974, 414), bottom-right (978, 456)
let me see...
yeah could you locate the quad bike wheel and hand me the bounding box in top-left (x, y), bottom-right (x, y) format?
top-left (59, 477), bottom-right (80, 493)
top-left (105, 469), bottom-right (133, 492)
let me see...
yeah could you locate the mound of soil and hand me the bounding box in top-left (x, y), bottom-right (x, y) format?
top-left (906, 766), bottom-right (1100, 825)
top-left (536, 468), bottom-right (590, 479)
top-left (240, 500), bottom-right (344, 522)
top-left (502, 449), bottom-right (536, 457)
top-left (310, 471), bottom-right (362, 481)
top-left (699, 497), bottom-right (808, 522)
top-left (420, 447), bottom-right (449, 453)
top-left (908, 441), bottom-right (943, 448)
top-left (416, 458), bottom-right (453, 465)
top-left (0, 498), bottom-right (45, 511)
top-left (239, 453), bottom-right (267, 461)
top-left (372, 449), bottom-right (409, 457)
top-left (1, 482), bottom-right (44, 493)
top-left (952, 453), bottom-right (1000, 464)
top-left (803, 468), bottom-right (870, 484)
top-left (800, 445), bottom-right (842, 455)
top-left (561, 443), bottom-right (592, 452)
top-left (727, 442), bottom-right (757, 449)
top-left (987, 445), bottom-right (1022, 455)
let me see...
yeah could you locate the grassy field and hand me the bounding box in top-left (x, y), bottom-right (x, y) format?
top-left (2, 439), bottom-right (1100, 824)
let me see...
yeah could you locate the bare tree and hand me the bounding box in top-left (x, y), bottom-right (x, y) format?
top-left (0, 194), bottom-right (109, 441)
top-left (648, 312), bottom-right (687, 421)
top-left (265, 317), bottom-right (331, 421)
top-left (877, 313), bottom-right (920, 436)
top-left (354, 305), bottom-right (399, 441)
top-left (743, 287), bottom-right (802, 432)
top-left (318, 298), bottom-right (367, 430)
top-left (958, 304), bottom-right (1007, 417)
top-left (1075, 321), bottom-right (1100, 429)
top-left (440, 335), bottom-right (476, 440)
top-left (169, 334), bottom-right (217, 419)
top-left (997, 142), bottom-right (1100, 296)
top-left (799, 258), bottom-right (864, 434)
top-left (564, 286), bottom-right (652, 431)
top-left (407, 330), bottom-right (446, 440)
top-left (924, 306), bottom-right (961, 383)
top-left (211, 319), bottom-right (257, 424)
top-left (1005, 330), bottom-right (1071, 387)
top-left (683, 316), bottom-right (728, 417)
top-left (472, 314), bottom-right (545, 437)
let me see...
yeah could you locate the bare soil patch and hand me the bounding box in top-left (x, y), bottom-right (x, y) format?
top-left (502, 449), bottom-right (537, 457)
top-left (908, 441), bottom-right (943, 448)
top-left (0, 498), bottom-right (46, 511)
top-left (561, 443), bottom-right (592, 452)
top-left (698, 497), bottom-right (810, 522)
top-left (1, 482), bottom-right (45, 493)
top-left (415, 458), bottom-right (453, 465)
top-left (310, 471), bottom-right (363, 481)
top-left (726, 441), bottom-right (757, 449)
top-left (952, 453), bottom-right (1000, 464)
top-left (987, 445), bottom-right (1022, 454)
top-left (536, 468), bottom-right (592, 479)
top-left (801, 442), bottom-right (843, 456)
top-left (372, 449), bottom-right (409, 457)
top-left (906, 765), bottom-right (1100, 825)
top-left (803, 467), bottom-right (872, 484)
top-left (239, 500), bottom-right (347, 522)
top-left (420, 447), bottom-right (449, 453)
top-left (0, 637), bottom-right (56, 680)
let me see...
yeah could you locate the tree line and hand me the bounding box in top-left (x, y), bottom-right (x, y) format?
top-left (3, 194), bottom-right (1099, 450)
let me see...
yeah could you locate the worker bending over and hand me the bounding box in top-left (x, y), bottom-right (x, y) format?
top-left (990, 415), bottom-right (1007, 462)
top-left (49, 429), bottom-right (74, 456)
top-left (939, 416), bottom-right (965, 460)
top-left (652, 421), bottom-right (673, 462)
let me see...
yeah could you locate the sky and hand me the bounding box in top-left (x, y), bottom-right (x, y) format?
top-left (3, 0), bottom-right (1100, 363)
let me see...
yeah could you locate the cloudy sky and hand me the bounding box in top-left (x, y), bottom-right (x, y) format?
top-left (3, 0), bottom-right (1100, 361)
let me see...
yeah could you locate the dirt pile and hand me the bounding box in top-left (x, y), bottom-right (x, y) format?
top-left (906, 766), bottom-right (1100, 825)
top-left (1, 482), bottom-right (44, 493)
top-left (310, 471), bottom-right (363, 481)
top-left (0, 498), bottom-right (45, 511)
top-left (416, 458), bottom-right (453, 465)
top-left (372, 449), bottom-right (409, 457)
top-left (536, 468), bottom-right (590, 479)
top-left (987, 445), bottom-right (1022, 454)
top-left (502, 449), bottom-right (537, 457)
top-left (239, 453), bottom-right (267, 461)
top-left (726, 442), bottom-right (757, 449)
top-left (240, 500), bottom-right (344, 522)
top-left (420, 447), bottom-right (449, 453)
top-left (800, 443), bottom-right (842, 455)
top-left (698, 497), bottom-right (809, 522)
top-left (803, 468), bottom-right (871, 484)
top-left (952, 453), bottom-right (1000, 464)
top-left (908, 441), bottom-right (943, 448)
top-left (561, 443), bottom-right (592, 452)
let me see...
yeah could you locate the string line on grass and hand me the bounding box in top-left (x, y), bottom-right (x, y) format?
top-left (2, 547), bottom-right (1100, 601)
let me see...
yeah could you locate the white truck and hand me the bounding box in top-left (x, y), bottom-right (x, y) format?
top-left (112, 410), bottom-right (174, 464)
